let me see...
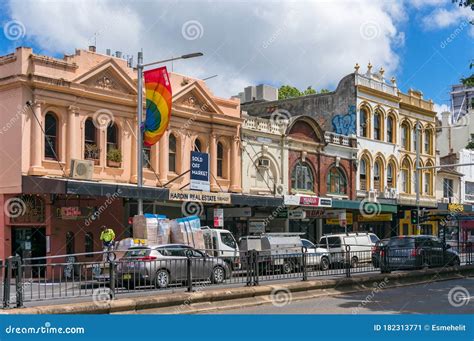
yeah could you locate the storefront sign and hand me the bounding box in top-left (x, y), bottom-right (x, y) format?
top-left (169, 189), bottom-right (231, 204)
top-left (283, 195), bottom-right (332, 208)
top-left (304, 209), bottom-right (325, 218)
top-left (57, 206), bottom-right (94, 220)
top-left (214, 208), bottom-right (224, 227)
top-left (357, 213), bottom-right (393, 222)
top-left (327, 213), bottom-right (353, 225)
top-left (223, 207), bottom-right (252, 218)
top-left (190, 151), bottom-right (210, 191)
top-left (448, 203), bottom-right (464, 212)
top-left (289, 209), bottom-right (306, 219)
top-left (249, 221), bottom-right (265, 234)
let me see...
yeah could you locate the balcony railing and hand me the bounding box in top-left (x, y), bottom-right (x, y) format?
top-left (243, 116), bottom-right (287, 135)
top-left (324, 132), bottom-right (353, 146)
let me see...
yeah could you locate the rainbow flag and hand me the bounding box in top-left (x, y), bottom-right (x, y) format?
top-left (143, 66), bottom-right (172, 146)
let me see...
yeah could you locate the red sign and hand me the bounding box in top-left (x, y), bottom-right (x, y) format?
top-left (60, 206), bottom-right (81, 217)
top-left (299, 196), bottom-right (319, 206)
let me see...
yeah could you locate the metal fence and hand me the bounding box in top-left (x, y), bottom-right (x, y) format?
top-left (1, 243), bottom-right (472, 308)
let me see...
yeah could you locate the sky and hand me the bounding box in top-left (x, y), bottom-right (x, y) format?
top-left (0, 0), bottom-right (472, 113)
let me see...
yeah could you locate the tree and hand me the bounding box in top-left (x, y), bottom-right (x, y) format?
top-left (278, 85), bottom-right (332, 100)
top-left (278, 85), bottom-right (302, 100)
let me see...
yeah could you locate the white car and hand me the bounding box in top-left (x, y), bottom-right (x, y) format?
top-left (301, 239), bottom-right (331, 271)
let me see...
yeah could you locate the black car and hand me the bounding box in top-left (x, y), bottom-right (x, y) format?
top-left (380, 235), bottom-right (461, 273)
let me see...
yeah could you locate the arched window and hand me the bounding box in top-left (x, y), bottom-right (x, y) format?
top-left (291, 162), bottom-right (314, 191)
top-left (66, 231), bottom-right (75, 255)
top-left (168, 134), bottom-right (176, 173)
top-left (359, 157), bottom-right (369, 191)
top-left (374, 159), bottom-right (383, 192)
top-left (194, 138), bottom-right (202, 152)
top-left (424, 130), bottom-right (432, 155)
top-left (401, 159), bottom-right (411, 193)
top-left (374, 111), bottom-right (382, 141)
top-left (45, 112), bottom-right (58, 159)
top-left (106, 123), bottom-right (118, 151)
top-left (327, 167), bottom-right (347, 195)
top-left (387, 161), bottom-right (396, 189)
top-left (413, 127), bottom-right (419, 152)
top-left (424, 163), bottom-right (433, 195)
top-left (401, 122), bottom-right (410, 150)
top-left (360, 108), bottom-right (368, 137)
top-left (387, 115), bottom-right (395, 143)
top-left (217, 142), bottom-right (224, 177)
top-left (85, 232), bottom-right (93, 257)
top-left (84, 118), bottom-right (99, 161)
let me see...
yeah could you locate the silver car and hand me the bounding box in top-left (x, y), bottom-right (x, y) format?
top-left (116, 244), bottom-right (230, 289)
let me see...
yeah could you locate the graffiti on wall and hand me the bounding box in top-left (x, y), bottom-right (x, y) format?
top-left (332, 105), bottom-right (356, 136)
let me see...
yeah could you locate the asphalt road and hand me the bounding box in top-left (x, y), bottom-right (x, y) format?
top-left (208, 278), bottom-right (474, 314)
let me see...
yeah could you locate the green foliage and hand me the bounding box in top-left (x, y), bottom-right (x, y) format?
top-left (278, 85), bottom-right (332, 100)
top-left (107, 148), bottom-right (122, 162)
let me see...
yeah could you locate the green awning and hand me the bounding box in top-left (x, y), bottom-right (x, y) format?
top-left (331, 200), bottom-right (397, 213)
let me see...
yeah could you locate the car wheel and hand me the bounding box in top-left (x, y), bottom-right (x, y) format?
top-left (154, 269), bottom-right (170, 289)
top-left (350, 256), bottom-right (358, 268)
top-left (320, 257), bottom-right (330, 271)
top-left (211, 266), bottom-right (225, 284)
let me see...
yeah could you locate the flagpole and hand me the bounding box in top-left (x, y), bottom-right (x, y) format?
top-left (137, 51), bottom-right (144, 215)
top-left (135, 51), bottom-right (203, 216)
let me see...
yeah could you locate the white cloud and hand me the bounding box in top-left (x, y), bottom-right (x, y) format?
top-left (434, 103), bottom-right (450, 116)
top-left (6, 0), bottom-right (408, 98)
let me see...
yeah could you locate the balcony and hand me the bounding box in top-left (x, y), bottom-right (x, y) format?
top-left (355, 73), bottom-right (398, 97)
top-left (324, 132), bottom-right (355, 147)
top-left (243, 116), bottom-right (287, 135)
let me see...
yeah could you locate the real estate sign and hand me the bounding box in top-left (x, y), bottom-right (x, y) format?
top-left (190, 151), bottom-right (210, 191)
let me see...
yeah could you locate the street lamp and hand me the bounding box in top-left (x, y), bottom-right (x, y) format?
top-left (136, 51), bottom-right (203, 215)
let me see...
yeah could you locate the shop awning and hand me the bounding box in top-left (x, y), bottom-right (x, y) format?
top-left (231, 194), bottom-right (283, 207)
top-left (331, 199), bottom-right (397, 213)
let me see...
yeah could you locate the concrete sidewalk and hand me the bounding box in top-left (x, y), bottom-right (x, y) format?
top-left (3, 265), bottom-right (473, 315)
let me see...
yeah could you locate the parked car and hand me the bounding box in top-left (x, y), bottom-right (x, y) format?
top-left (301, 239), bottom-right (331, 271)
top-left (116, 244), bottom-right (230, 289)
top-left (380, 235), bottom-right (461, 273)
top-left (318, 232), bottom-right (380, 267)
top-left (371, 238), bottom-right (389, 268)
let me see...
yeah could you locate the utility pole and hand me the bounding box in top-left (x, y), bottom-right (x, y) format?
top-left (415, 121), bottom-right (421, 231)
top-left (137, 51), bottom-right (144, 215)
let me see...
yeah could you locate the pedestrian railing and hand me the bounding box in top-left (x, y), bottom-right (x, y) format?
top-left (1, 244), bottom-right (472, 308)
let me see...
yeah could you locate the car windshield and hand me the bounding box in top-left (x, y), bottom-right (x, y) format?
top-left (221, 232), bottom-right (236, 249)
top-left (389, 238), bottom-right (414, 248)
top-left (124, 248), bottom-right (151, 258)
top-left (302, 239), bottom-right (315, 249)
top-left (370, 234), bottom-right (380, 243)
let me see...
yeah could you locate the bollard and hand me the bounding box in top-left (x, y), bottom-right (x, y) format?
top-left (108, 260), bottom-right (116, 300)
top-left (13, 256), bottom-right (23, 308)
top-left (3, 257), bottom-right (12, 309)
top-left (186, 252), bottom-right (193, 292)
top-left (301, 246), bottom-right (308, 281)
top-left (345, 245), bottom-right (351, 278)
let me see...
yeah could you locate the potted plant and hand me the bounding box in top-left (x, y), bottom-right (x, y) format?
top-left (84, 143), bottom-right (100, 165)
top-left (107, 147), bottom-right (122, 167)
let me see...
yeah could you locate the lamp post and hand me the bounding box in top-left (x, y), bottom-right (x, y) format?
top-left (136, 51), bottom-right (203, 215)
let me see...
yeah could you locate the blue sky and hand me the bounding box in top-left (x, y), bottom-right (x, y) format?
top-left (0, 0), bottom-right (472, 111)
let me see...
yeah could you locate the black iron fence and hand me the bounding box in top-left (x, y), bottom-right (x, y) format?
top-left (1, 243), bottom-right (472, 308)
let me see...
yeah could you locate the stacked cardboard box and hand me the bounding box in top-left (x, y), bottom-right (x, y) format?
top-left (170, 216), bottom-right (205, 250)
top-left (133, 214), bottom-right (170, 245)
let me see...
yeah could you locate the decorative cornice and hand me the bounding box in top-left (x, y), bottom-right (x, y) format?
top-left (30, 54), bottom-right (78, 70)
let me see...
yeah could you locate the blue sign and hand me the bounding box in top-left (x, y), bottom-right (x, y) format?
top-left (190, 151), bottom-right (210, 191)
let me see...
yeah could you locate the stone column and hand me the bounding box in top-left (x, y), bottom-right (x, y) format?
top-left (230, 135), bottom-right (241, 192)
top-left (210, 132), bottom-right (218, 191)
top-left (66, 106), bottom-right (79, 172)
top-left (29, 100), bottom-right (44, 174)
top-left (159, 131), bottom-right (169, 184)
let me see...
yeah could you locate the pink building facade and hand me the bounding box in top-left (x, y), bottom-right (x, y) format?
top-left (0, 47), bottom-right (242, 263)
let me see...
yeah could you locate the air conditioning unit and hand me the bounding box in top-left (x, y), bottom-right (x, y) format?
top-left (257, 158), bottom-right (270, 168)
top-left (389, 188), bottom-right (398, 198)
top-left (442, 197), bottom-right (450, 204)
top-left (449, 197), bottom-right (455, 203)
top-left (70, 159), bottom-right (94, 180)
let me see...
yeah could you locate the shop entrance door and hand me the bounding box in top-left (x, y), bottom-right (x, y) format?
top-left (12, 227), bottom-right (46, 277)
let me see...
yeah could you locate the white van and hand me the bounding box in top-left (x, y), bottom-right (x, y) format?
top-left (201, 227), bottom-right (240, 270)
top-left (318, 232), bottom-right (380, 267)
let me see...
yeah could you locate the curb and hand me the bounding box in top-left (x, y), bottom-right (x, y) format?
top-left (5, 265), bottom-right (474, 315)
